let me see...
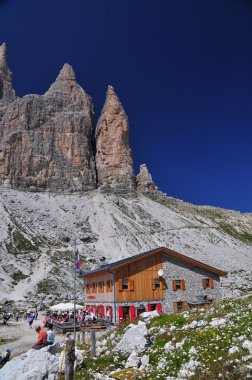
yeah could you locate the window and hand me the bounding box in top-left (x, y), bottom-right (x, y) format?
top-left (122, 279), bottom-right (129, 289)
top-left (118, 278), bottom-right (134, 291)
top-left (172, 279), bottom-right (185, 291)
top-left (202, 278), bottom-right (214, 289)
top-left (106, 280), bottom-right (113, 292)
top-left (152, 278), bottom-right (166, 290)
top-left (92, 282), bottom-right (97, 293)
top-left (86, 284), bottom-right (91, 294)
top-left (98, 281), bottom-right (104, 293)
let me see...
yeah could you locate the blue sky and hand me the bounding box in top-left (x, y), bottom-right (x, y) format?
top-left (0, 0), bottom-right (252, 212)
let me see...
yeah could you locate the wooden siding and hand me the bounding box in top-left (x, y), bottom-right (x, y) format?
top-left (115, 252), bottom-right (165, 302)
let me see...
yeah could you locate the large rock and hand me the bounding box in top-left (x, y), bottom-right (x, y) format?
top-left (95, 85), bottom-right (136, 192)
top-left (0, 347), bottom-right (59, 380)
top-left (0, 42), bottom-right (16, 105)
top-left (0, 51), bottom-right (96, 192)
top-left (136, 164), bottom-right (158, 193)
top-left (114, 321), bottom-right (150, 354)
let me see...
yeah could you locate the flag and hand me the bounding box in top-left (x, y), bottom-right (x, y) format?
top-left (76, 250), bottom-right (82, 270)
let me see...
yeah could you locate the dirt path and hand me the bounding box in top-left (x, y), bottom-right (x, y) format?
top-left (0, 315), bottom-right (62, 358)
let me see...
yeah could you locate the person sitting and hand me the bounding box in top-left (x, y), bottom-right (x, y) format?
top-left (32, 325), bottom-right (47, 350)
top-left (0, 349), bottom-right (11, 366)
top-left (46, 323), bottom-right (55, 345)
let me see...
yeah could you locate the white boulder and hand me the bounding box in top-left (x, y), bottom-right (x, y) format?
top-left (114, 321), bottom-right (150, 354)
top-left (140, 354), bottom-right (149, 370)
top-left (242, 340), bottom-right (252, 355)
top-left (0, 347), bottom-right (59, 380)
top-left (125, 350), bottom-right (140, 368)
top-left (139, 310), bottom-right (159, 322)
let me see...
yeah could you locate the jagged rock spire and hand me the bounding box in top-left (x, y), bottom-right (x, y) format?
top-left (136, 164), bottom-right (158, 193)
top-left (95, 85), bottom-right (136, 192)
top-left (0, 42), bottom-right (16, 104)
top-left (46, 63), bottom-right (81, 96)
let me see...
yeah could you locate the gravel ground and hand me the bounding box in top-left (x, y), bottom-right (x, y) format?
top-left (0, 314), bottom-right (63, 358)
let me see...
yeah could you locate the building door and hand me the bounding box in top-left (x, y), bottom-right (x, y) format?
top-left (173, 301), bottom-right (187, 313)
top-left (122, 306), bottom-right (130, 322)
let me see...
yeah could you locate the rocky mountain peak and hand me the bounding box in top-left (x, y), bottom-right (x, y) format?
top-left (0, 42), bottom-right (16, 104)
top-left (55, 63), bottom-right (76, 82)
top-left (95, 85), bottom-right (136, 192)
top-left (0, 42), bottom-right (7, 68)
top-left (136, 164), bottom-right (158, 193)
top-left (45, 63), bottom-right (87, 99)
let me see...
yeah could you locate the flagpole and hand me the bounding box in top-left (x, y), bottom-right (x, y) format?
top-left (73, 245), bottom-right (77, 343)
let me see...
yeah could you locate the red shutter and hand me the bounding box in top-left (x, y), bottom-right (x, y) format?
top-left (202, 279), bottom-right (206, 289)
top-left (147, 304), bottom-right (151, 312)
top-left (172, 280), bottom-right (177, 291)
top-left (118, 306), bottom-right (123, 322)
top-left (157, 303), bottom-right (162, 314)
top-left (101, 305), bottom-right (105, 318)
top-left (109, 306), bottom-right (113, 319)
top-left (181, 279), bottom-right (185, 290)
top-left (130, 306), bottom-right (136, 321)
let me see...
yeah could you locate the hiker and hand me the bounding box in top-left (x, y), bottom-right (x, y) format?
top-left (27, 314), bottom-right (34, 328)
top-left (0, 349), bottom-right (11, 366)
top-left (46, 323), bottom-right (55, 345)
top-left (32, 325), bottom-right (47, 350)
top-left (3, 313), bottom-right (9, 326)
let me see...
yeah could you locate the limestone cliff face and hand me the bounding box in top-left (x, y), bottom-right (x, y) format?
top-left (0, 43), bottom-right (139, 193)
top-left (136, 164), bottom-right (158, 193)
top-left (0, 43), bottom-right (16, 106)
top-left (95, 86), bottom-right (136, 191)
top-left (0, 54), bottom-right (96, 191)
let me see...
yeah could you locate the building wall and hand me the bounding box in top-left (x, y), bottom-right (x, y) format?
top-left (161, 255), bottom-right (222, 313)
top-left (84, 272), bottom-right (114, 303)
top-left (115, 252), bottom-right (164, 302)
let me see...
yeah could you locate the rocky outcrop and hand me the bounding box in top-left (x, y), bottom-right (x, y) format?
top-left (0, 51), bottom-right (96, 191)
top-left (95, 86), bottom-right (136, 192)
top-left (0, 42), bottom-right (16, 105)
top-left (136, 164), bottom-right (158, 193)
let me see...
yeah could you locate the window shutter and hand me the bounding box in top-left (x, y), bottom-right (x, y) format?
top-left (182, 301), bottom-right (188, 311)
top-left (210, 278), bottom-right (214, 289)
top-left (181, 279), bottom-right (185, 290)
top-left (172, 280), bottom-right (177, 291)
top-left (160, 278), bottom-right (166, 290)
top-left (118, 279), bottom-right (123, 291)
top-left (152, 279), bottom-right (156, 290)
top-left (118, 306), bottom-right (123, 323)
top-left (101, 305), bottom-right (105, 318)
top-left (173, 302), bottom-right (178, 313)
top-left (202, 279), bottom-right (206, 289)
top-left (157, 303), bottom-right (162, 314)
top-left (147, 304), bottom-right (151, 312)
top-left (128, 280), bottom-right (134, 291)
top-left (130, 306), bottom-right (136, 321)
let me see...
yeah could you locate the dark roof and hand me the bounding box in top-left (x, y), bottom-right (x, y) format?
top-left (82, 246), bottom-right (227, 277)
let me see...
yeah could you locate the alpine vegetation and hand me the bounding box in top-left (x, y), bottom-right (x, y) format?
top-left (75, 295), bottom-right (252, 380)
